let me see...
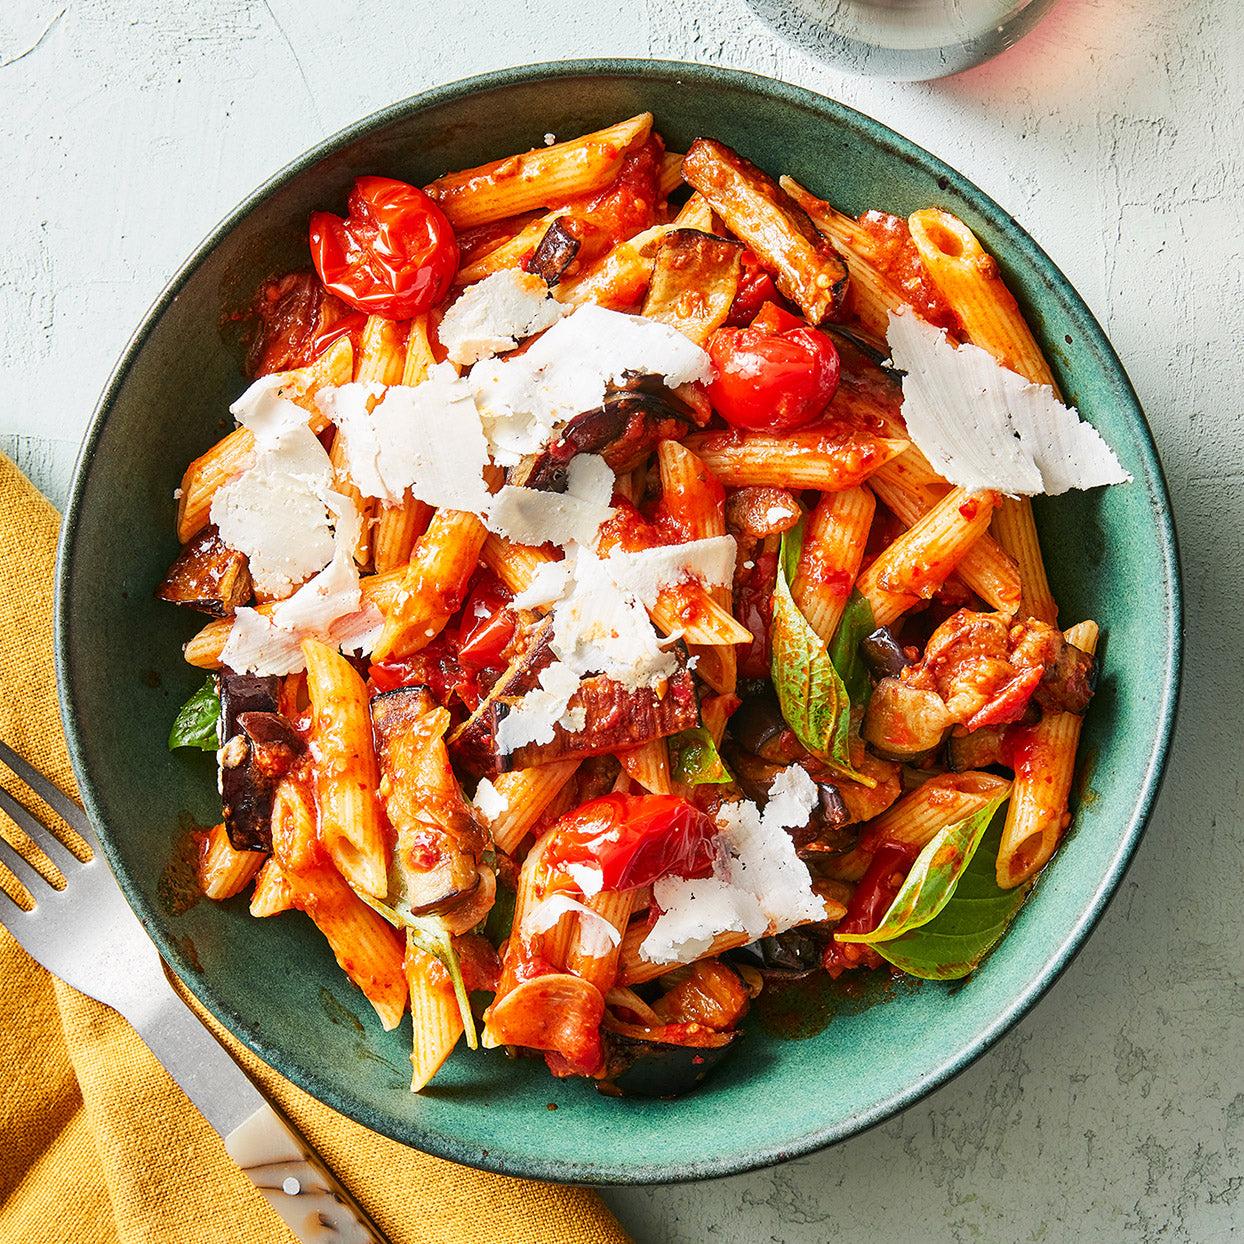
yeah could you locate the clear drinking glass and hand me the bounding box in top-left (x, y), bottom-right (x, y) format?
top-left (742, 0), bottom-right (1065, 80)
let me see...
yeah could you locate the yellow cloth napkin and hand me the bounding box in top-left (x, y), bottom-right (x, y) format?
top-left (0, 453), bottom-right (632, 1244)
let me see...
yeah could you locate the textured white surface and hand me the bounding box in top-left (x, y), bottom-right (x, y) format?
top-left (3, 1), bottom-right (1241, 1240)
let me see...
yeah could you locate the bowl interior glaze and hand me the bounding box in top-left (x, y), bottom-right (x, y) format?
top-left (56, 60), bottom-right (1180, 1184)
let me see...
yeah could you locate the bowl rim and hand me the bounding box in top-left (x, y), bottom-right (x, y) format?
top-left (54, 57), bottom-right (1183, 1184)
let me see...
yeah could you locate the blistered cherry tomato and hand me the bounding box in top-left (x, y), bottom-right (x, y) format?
top-left (725, 250), bottom-right (782, 326)
top-left (457, 576), bottom-right (517, 674)
top-left (309, 176), bottom-right (458, 318)
top-left (546, 794), bottom-right (718, 893)
top-left (823, 840), bottom-right (918, 976)
top-left (706, 303), bottom-right (840, 433)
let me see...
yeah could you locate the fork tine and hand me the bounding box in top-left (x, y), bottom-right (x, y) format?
top-left (0, 831), bottom-right (49, 897)
top-left (0, 786), bottom-right (84, 866)
top-left (0, 739), bottom-right (96, 848)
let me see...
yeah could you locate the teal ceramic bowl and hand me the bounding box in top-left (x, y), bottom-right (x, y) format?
top-left (56, 60), bottom-right (1180, 1184)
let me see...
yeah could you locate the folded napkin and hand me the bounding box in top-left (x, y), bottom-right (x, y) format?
top-left (0, 453), bottom-right (631, 1244)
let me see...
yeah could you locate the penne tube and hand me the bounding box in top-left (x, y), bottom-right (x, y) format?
top-left (249, 857), bottom-right (295, 917)
top-left (908, 209), bottom-right (1056, 389)
top-left (457, 211), bottom-right (560, 284)
top-left (684, 429), bottom-right (907, 490)
top-left (791, 486), bottom-right (876, 644)
top-left (476, 760), bottom-right (580, 857)
top-left (618, 739), bottom-right (672, 795)
top-left (554, 222), bottom-right (673, 311)
top-left (480, 532), bottom-right (558, 600)
top-left (658, 150), bottom-right (685, 200)
top-left (424, 113), bottom-right (653, 230)
top-left (372, 510), bottom-right (489, 661)
top-left (856, 487), bottom-right (999, 627)
top-left (406, 939), bottom-right (464, 1091)
top-left (996, 620), bottom-right (1098, 889)
top-left (301, 638), bottom-right (387, 898)
top-left (372, 492), bottom-right (433, 575)
top-left (565, 889), bottom-right (640, 993)
top-left (196, 822), bottom-right (265, 901)
top-left (354, 314), bottom-right (407, 385)
top-left (992, 497), bottom-right (1058, 624)
top-left (825, 771), bottom-right (1013, 883)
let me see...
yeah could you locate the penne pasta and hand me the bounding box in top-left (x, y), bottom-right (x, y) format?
top-left (196, 822), bottom-right (265, 901)
top-left (791, 486), bottom-right (876, 644)
top-left (684, 429), bottom-right (908, 491)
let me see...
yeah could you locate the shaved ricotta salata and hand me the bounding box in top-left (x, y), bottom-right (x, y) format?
top-left (886, 308), bottom-right (1131, 496)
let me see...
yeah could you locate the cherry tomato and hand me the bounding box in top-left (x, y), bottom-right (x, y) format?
top-left (725, 250), bottom-right (782, 326)
top-left (457, 575), bottom-right (517, 674)
top-left (309, 176), bottom-right (458, 318)
top-left (706, 304), bottom-right (841, 433)
top-left (546, 794), bottom-right (718, 892)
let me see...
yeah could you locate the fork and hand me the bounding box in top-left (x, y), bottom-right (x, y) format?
top-left (0, 738), bottom-right (391, 1244)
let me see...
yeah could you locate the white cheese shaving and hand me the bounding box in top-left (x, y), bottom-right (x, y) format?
top-left (471, 777), bottom-right (510, 823)
top-left (485, 453), bottom-right (616, 550)
top-left (521, 894), bottom-right (622, 958)
top-left (218, 492), bottom-right (383, 676)
top-left (229, 373), bottom-right (313, 449)
top-left (639, 765), bottom-right (826, 965)
top-left (470, 304), bottom-right (712, 465)
top-left (209, 423), bottom-right (335, 598)
top-left (317, 364), bottom-right (493, 512)
top-left (887, 308), bottom-right (1131, 496)
top-left (495, 660), bottom-right (583, 754)
top-left (438, 269), bottom-right (567, 366)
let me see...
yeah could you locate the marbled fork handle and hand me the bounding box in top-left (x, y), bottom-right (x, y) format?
top-left (0, 737), bottom-right (389, 1244)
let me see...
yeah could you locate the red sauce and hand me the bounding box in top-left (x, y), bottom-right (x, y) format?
top-left (852, 211), bottom-right (960, 334)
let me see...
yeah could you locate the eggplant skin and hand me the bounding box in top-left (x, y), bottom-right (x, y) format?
top-left (527, 218), bottom-right (581, 286)
top-left (1034, 642), bottom-right (1098, 716)
top-left (155, 524), bottom-right (252, 616)
top-left (220, 711), bottom-right (304, 852)
top-left (597, 1028), bottom-right (741, 1099)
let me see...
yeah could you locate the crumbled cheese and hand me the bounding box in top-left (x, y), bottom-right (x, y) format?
top-left (887, 308), bottom-right (1131, 496)
top-left (485, 453), bottom-right (616, 550)
top-left (639, 765), bottom-right (826, 965)
top-left (470, 304), bottom-right (712, 465)
top-left (219, 492), bottom-right (383, 676)
top-left (521, 894), bottom-right (622, 958)
top-left (317, 364), bottom-right (493, 512)
top-left (509, 558), bottom-right (573, 611)
top-left (603, 535), bottom-right (737, 604)
top-left (472, 777), bottom-right (510, 822)
top-left (209, 423), bottom-right (335, 598)
top-left (438, 269), bottom-right (567, 366)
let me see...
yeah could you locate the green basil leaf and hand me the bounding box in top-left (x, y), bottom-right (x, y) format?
top-left (669, 726), bottom-right (732, 785)
top-left (836, 788), bottom-right (1010, 945)
top-left (168, 676), bottom-right (220, 751)
top-left (828, 590), bottom-right (876, 708)
top-left (865, 808), bottom-right (1031, 981)
top-left (771, 521), bottom-right (871, 786)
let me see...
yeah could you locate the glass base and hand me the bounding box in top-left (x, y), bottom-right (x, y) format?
top-left (742, 0), bottom-right (1063, 80)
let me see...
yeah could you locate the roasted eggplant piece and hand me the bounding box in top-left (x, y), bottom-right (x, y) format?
top-left (946, 725), bottom-right (1008, 772)
top-left (731, 928), bottom-right (825, 977)
top-left (641, 228), bottom-right (743, 346)
top-left (511, 383), bottom-right (698, 492)
top-left (861, 626), bottom-right (915, 680)
top-left (1033, 641), bottom-right (1098, 715)
top-left (724, 486), bottom-right (803, 539)
top-left (680, 138), bottom-right (850, 324)
top-left (371, 686), bottom-right (488, 919)
top-left (218, 674), bottom-right (304, 852)
top-left (156, 524), bottom-right (252, 617)
top-left (861, 676), bottom-right (953, 764)
top-left (598, 1022), bottom-right (740, 1098)
top-left (528, 218), bottom-right (581, 286)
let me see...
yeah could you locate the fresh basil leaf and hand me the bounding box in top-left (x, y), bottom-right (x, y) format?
top-left (836, 788), bottom-right (1010, 945)
top-left (168, 676), bottom-right (220, 751)
top-left (484, 881), bottom-right (516, 946)
top-left (359, 891), bottom-right (479, 1050)
top-left (771, 521), bottom-right (872, 786)
top-left (669, 726), bottom-right (732, 785)
top-left (828, 591), bottom-right (876, 708)
top-left (864, 808), bottom-right (1031, 981)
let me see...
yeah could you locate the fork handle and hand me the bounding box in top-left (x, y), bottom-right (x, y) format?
top-left (224, 1101), bottom-right (388, 1244)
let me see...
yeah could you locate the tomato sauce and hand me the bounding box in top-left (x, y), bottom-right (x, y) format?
top-left (852, 210), bottom-right (960, 335)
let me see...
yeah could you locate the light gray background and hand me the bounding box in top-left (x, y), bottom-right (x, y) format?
top-left (3, 1), bottom-right (1240, 1240)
